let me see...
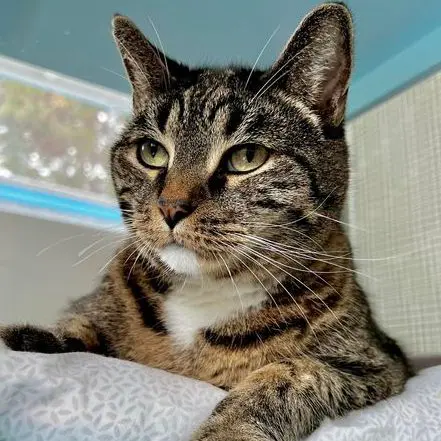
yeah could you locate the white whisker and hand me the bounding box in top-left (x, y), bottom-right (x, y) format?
top-left (238, 243), bottom-right (358, 340)
top-left (78, 236), bottom-right (116, 258)
top-left (218, 240), bottom-right (285, 322)
top-left (250, 41), bottom-right (312, 103)
top-left (99, 238), bottom-right (144, 274)
top-left (314, 212), bottom-right (367, 231)
top-left (243, 223), bottom-right (325, 251)
top-left (114, 35), bottom-right (150, 84)
top-left (73, 237), bottom-right (128, 267)
top-left (127, 243), bottom-right (147, 281)
top-left (147, 15), bottom-right (170, 87)
top-left (217, 253), bottom-right (244, 314)
top-left (37, 233), bottom-right (88, 257)
top-left (232, 244), bottom-right (320, 346)
top-left (101, 66), bottom-right (128, 81)
top-left (232, 232), bottom-right (377, 280)
top-left (245, 25), bottom-right (280, 90)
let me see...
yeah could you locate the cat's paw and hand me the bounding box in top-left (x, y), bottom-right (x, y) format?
top-left (192, 418), bottom-right (264, 441)
top-left (0, 325), bottom-right (65, 353)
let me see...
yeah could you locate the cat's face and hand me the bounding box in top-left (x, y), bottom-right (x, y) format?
top-left (110, 4), bottom-right (353, 278)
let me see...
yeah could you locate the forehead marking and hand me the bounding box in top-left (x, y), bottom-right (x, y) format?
top-left (276, 92), bottom-right (321, 130)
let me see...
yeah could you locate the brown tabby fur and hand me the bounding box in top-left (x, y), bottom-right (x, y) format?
top-left (1, 3), bottom-right (412, 440)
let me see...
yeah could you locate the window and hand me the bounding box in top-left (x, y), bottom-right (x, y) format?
top-left (0, 55), bottom-right (129, 226)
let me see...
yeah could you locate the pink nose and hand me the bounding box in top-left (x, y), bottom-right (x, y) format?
top-left (158, 197), bottom-right (192, 229)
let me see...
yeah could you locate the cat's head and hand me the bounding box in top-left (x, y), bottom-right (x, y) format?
top-left (110, 3), bottom-right (353, 278)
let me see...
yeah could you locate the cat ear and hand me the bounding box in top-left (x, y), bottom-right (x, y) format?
top-left (112, 15), bottom-right (171, 112)
top-left (268, 3), bottom-right (353, 127)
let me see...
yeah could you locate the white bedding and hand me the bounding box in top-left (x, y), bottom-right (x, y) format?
top-left (0, 350), bottom-right (440, 441)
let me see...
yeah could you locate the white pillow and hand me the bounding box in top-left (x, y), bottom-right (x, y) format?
top-left (1, 349), bottom-right (440, 441)
top-left (0, 350), bottom-right (226, 441)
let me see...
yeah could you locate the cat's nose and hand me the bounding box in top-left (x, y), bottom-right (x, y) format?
top-left (157, 197), bottom-right (193, 229)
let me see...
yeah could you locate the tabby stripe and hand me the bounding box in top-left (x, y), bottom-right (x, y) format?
top-left (270, 181), bottom-right (292, 190)
top-left (207, 171), bottom-right (227, 196)
top-left (225, 105), bottom-right (244, 137)
top-left (254, 198), bottom-right (286, 210)
top-left (285, 207), bottom-right (312, 229)
top-left (206, 97), bottom-right (232, 123)
top-left (176, 94), bottom-right (186, 120)
top-left (63, 334), bottom-right (116, 356)
top-left (124, 266), bottom-right (167, 333)
top-left (197, 88), bottom-right (216, 118)
top-left (146, 264), bottom-right (170, 295)
top-left (118, 199), bottom-right (132, 221)
top-left (322, 123), bottom-right (345, 140)
top-left (156, 99), bottom-right (174, 133)
top-left (245, 114), bottom-right (266, 135)
top-left (92, 331), bottom-right (118, 357)
top-left (276, 288), bottom-right (341, 317)
top-left (319, 356), bottom-right (383, 377)
top-left (291, 153), bottom-right (320, 202)
top-left (117, 187), bottom-right (131, 197)
top-left (204, 316), bottom-right (307, 348)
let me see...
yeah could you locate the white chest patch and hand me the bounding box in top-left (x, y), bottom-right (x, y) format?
top-left (158, 244), bottom-right (201, 277)
top-left (163, 276), bottom-right (267, 347)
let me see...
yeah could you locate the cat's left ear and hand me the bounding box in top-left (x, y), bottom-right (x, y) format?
top-left (112, 15), bottom-right (181, 113)
top-left (268, 3), bottom-right (353, 127)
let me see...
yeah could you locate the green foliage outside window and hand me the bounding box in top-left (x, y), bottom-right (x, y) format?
top-left (0, 79), bottom-right (127, 197)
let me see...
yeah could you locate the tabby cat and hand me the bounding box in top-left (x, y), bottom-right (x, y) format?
top-left (1, 3), bottom-right (412, 440)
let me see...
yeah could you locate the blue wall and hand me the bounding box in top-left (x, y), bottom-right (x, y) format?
top-left (0, 1), bottom-right (440, 226)
top-left (1, 0), bottom-right (440, 115)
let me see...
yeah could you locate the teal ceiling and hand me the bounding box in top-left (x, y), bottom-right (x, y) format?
top-left (1, 0), bottom-right (440, 96)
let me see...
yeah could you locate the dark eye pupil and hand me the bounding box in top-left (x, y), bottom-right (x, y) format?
top-left (246, 146), bottom-right (256, 162)
top-left (149, 143), bottom-right (158, 157)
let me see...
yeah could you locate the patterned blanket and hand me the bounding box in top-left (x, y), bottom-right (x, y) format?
top-left (0, 350), bottom-right (440, 441)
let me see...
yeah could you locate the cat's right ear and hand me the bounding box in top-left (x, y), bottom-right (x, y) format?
top-left (112, 14), bottom-right (170, 113)
top-left (267, 3), bottom-right (353, 129)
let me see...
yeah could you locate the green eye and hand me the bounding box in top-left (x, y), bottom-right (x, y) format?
top-left (137, 139), bottom-right (169, 169)
top-left (226, 144), bottom-right (269, 173)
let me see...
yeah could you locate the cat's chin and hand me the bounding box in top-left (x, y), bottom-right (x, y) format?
top-left (158, 244), bottom-right (202, 278)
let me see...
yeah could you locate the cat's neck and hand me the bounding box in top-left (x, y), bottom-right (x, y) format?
top-left (117, 228), bottom-right (352, 347)
top-left (163, 274), bottom-right (267, 347)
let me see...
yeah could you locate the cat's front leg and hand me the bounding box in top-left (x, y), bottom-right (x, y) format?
top-left (0, 315), bottom-right (107, 354)
top-left (0, 324), bottom-right (73, 353)
top-left (192, 357), bottom-right (405, 441)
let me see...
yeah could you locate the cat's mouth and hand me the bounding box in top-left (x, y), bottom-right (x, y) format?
top-left (151, 220), bottom-right (236, 277)
top-left (157, 234), bottom-right (232, 278)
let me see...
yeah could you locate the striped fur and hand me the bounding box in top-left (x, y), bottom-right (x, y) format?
top-left (1, 4), bottom-right (411, 440)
